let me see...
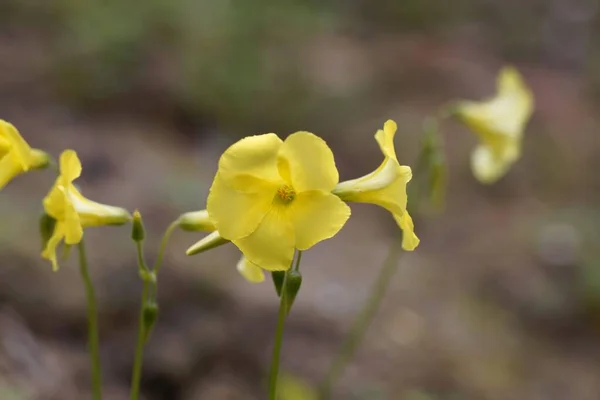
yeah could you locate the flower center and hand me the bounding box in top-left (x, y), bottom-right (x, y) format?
top-left (275, 185), bottom-right (296, 203)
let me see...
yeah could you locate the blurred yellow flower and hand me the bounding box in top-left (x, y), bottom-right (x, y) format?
top-left (0, 120), bottom-right (49, 190)
top-left (333, 120), bottom-right (419, 251)
top-left (42, 150), bottom-right (131, 270)
top-left (207, 132), bottom-right (350, 271)
top-left (455, 66), bottom-right (534, 183)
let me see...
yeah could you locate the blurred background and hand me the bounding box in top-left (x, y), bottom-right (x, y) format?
top-left (1, 0), bottom-right (600, 399)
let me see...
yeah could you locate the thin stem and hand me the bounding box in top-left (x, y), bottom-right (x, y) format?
top-left (268, 250), bottom-right (301, 400)
top-left (319, 242), bottom-right (403, 399)
top-left (77, 240), bottom-right (103, 400)
top-left (130, 241), bottom-right (150, 400)
top-left (152, 221), bottom-right (178, 274)
top-left (149, 221), bottom-right (178, 300)
top-left (293, 250), bottom-right (302, 272)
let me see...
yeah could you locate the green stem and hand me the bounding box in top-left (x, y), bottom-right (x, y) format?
top-left (149, 221), bottom-right (178, 299)
top-left (152, 221), bottom-right (178, 274)
top-left (268, 251), bottom-right (302, 400)
top-left (319, 242), bottom-right (403, 399)
top-left (130, 241), bottom-right (150, 400)
top-left (77, 240), bottom-right (103, 400)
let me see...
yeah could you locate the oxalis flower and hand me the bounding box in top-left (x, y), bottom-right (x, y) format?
top-left (205, 132), bottom-right (351, 271)
top-left (0, 120), bottom-right (50, 190)
top-left (42, 150), bottom-right (131, 271)
top-left (454, 66), bottom-right (534, 184)
top-left (179, 209), bottom-right (266, 283)
top-left (333, 120), bottom-right (419, 251)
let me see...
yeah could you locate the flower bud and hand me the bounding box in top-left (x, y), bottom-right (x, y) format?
top-left (142, 301), bottom-right (159, 343)
top-left (186, 231), bottom-right (229, 256)
top-left (284, 270), bottom-right (302, 315)
top-left (271, 271), bottom-right (285, 297)
top-left (177, 210), bottom-right (216, 232)
top-left (131, 210), bottom-right (145, 242)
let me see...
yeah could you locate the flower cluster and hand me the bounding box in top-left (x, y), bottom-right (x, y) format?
top-left (0, 66), bottom-right (533, 279)
top-left (181, 120), bottom-right (419, 281)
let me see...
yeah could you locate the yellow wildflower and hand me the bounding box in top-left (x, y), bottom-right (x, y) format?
top-left (180, 209), bottom-right (265, 283)
top-left (333, 120), bottom-right (419, 250)
top-left (0, 120), bottom-right (50, 190)
top-left (455, 66), bottom-right (534, 183)
top-left (42, 150), bottom-right (131, 270)
top-left (207, 132), bottom-right (351, 271)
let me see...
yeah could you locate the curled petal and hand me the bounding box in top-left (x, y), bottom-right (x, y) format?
top-left (277, 132), bottom-right (339, 192)
top-left (59, 150), bottom-right (82, 185)
top-left (289, 191), bottom-right (350, 250)
top-left (393, 211), bottom-right (420, 251)
top-left (374, 120), bottom-right (398, 161)
top-left (233, 206), bottom-right (295, 271)
top-left (41, 223), bottom-right (66, 271)
top-left (236, 256), bottom-right (265, 283)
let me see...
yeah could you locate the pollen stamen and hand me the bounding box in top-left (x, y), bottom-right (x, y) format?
top-left (276, 185), bottom-right (296, 203)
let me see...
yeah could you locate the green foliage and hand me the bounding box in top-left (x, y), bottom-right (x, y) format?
top-left (51, 0), bottom-right (334, 130)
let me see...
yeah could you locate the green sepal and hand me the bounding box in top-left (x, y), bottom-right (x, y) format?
top-left (272, 271), bottom-right (285, 297)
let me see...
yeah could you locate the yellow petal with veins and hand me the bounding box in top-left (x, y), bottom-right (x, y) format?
top-left (233, 204), bottom-right (295, 271)
top-left (289, 191), bottom-right (350, 250)
top-left (277, 132), bottom-right (339, 192)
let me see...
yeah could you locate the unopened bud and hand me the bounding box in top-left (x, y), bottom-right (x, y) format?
top-left (271, 271), bottom-right (285, 297)
top-left (284, 270), bottom-right (302, 315)
top-left (186, 231), bottom-right (229, 256)
top-left (142, 301), bottom-right (159, 343)
top-left (131, 210), bottom-right (145, 242)
top-left (177, 210), bottom-right (216, 232)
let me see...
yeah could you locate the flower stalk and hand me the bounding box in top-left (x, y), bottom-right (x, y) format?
top-left (268, 250), bottom-right (303, 400)
top-left (77, 240), bottom-right (103, 400)
top-left (319, 241), bottom-right (403, 399)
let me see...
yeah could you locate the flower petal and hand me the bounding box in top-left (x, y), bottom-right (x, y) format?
top-left (374, 120), bottom-right (398, 161)
top-left (289, 191), bottom-right (350, 250)
top-left (334, 164), bottom-right (412, 216)
top-left (232, 205), bottom-right (295, 271)
top-left (393, 211), bottom-right (420, 251)
top-left (277, 132), bottom-right (339, 192)
top-left (69, 186), bottom-right (130, 227)
top-left (207, 173), bottom-right (274, 240)
top-left (42, 223), bottom-right (66, 271)
top-left (218, 133), bottom-right (283, 191)
top-left (236, 256), bottom-right (265, 283)
top-left (470, 143), bottom-right (519, 184)
top-left (0, 121), bottom-right (32, 171)
top-left (62, 188), bottom-right (84, 244)
top-left (59, 150), bottom-right (82, 184)
top-left (0, 153), bottom-right (25, 190)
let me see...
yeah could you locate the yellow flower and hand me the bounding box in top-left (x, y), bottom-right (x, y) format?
top-left (42, 150), bottom-right (131, 270)
top-left (333, 120), bottom-right (419, 251)
top-left (455, 66), bottom-right (534, 183)
top-left (180, 209), bottom-right (265, 283)
top-left (0, 120), bottom-right (50, 190)
top-left (207, 132), bottom-right (351, 271)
